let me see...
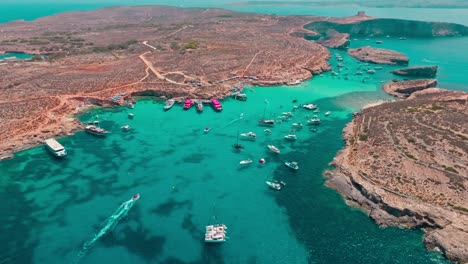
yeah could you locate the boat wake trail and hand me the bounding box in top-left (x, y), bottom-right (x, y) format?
top-left (73, 194), bottom-right (140, 263)
top-left (223, 113), bottom-right (244, 128)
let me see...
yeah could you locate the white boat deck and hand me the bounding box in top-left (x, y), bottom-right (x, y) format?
top-left (45, 138), bottom-right (64, 151)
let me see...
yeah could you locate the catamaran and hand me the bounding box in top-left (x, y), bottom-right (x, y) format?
top-left (285, 161), bottom-right (299, 170)
top-left (240, 132), bottom-right (256, 140)
top-left (44, 138), bottom-right (67, 157)
top-left (266, 181), bottom-right (281, 190)
top-left (164, 99), bottom-right (175, 111)
top-left (205, 224), bottom-right (228, 243)
top-left (267, 145), bottom-right (280, 154)
top-left (85, 125), bottom-right (109, 136)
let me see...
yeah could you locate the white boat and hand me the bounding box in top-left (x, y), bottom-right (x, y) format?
top-left (85, 125), bottom-right (109, 136)
top-left (302, 104), bottom-right (318, 110)
top-left (284, 134), bottom-right (297, 140)
top-left (267, 145), bottom-right (280, 154)
top-left (264, 129), bottom-right (271, 134)
top-left (204, 127), bottom-right (211, 133)
top-left (121, 125), bottom-right (130, 131)
top-left (325, 111), bottom-right (331, 116)
top-left (367, 69), bottom-right (376, 74)
top-left (128, 113), bottom-right (134, 119)
top-left (205, 224), bottom-right (228, 243)
top-left (44, 138), bottom-right (67, 157)
top-left (266, 181), bottom-right (281, 190)
top-left (164, 99), bottom-right (175, 110)
top-left (258, 119), bottom-right (275, 126)
top-left (292, 123), bottom-right (303, 128)
top-left (240, 159), bottom-right (253, 165)
top-left (307, 115), bottom-right (321, 125)
top-left (240, 132), bottom-right (257, 140)
top-left (285, 161), bottom-right (299, 170)
top-left (282, 112), bottom-right (293, 117)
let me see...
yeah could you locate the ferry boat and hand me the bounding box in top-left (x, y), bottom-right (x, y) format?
top-left (285, 161), bottom-right (299, 170)
top-left (164, 99), bottom-right (175, 111)
top-left (44, 138), bottom-right (67, 157)
top-left (307, 115), bottom-right (321, 125)
top-left (284, 134), bottom-right (297, 140)
top-left (196, 101), bottom-right (204, 112)
top-left (258, 119), bottom-right (275, 126)
top-left (266, 181), bottom-right (281, 190)
top-left (240, 159), bottom-right (253, 165)
top-left (267, 145), bottom-right (280, 154)
top-left (302, 104), bottom-right (318, 110)
top-left (240, 132), bottom-right (256, 140)
top-left (205, 224), bottom-right (228, 243)
top-left (85, 125), bottom-right (109, 136)
top-left (211, 98), bottom-right (223, 111)
top-left (183, 99), bottom-right (194, 110)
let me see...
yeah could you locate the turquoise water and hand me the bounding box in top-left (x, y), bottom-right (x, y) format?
top-left (0, 52), bottom-right (33, 60)
top-left (1, 2), bottom-right (467, 264)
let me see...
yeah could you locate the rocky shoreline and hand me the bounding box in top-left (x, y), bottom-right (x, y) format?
top-left (383, 79), bottom-right (438, 97)
top-left (347, 46), bottom-right (409, 65)
top-left (325, 88), bottom-right (468, 263)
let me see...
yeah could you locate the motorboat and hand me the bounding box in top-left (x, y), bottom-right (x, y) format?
top-left (128, 113), bottom-right (134, 119)
top-left (267, 145), bottom-right (280, 154)
top-left (205, 224), bottom-right (228, 243)
top-left (302, 104), bottom-right (318, 110)
top-left (375, 40), bottom-right (383, 44)
top-left (292, 123), bottom-right (303, 128)
top-left (282, 112), bottom-right (293, 117)
top-left (266, 181), bottom-right (281, 190)
top-left (211, 98), bottom-right (223, 111)
top-left (183, 99), bottom-right (194, 110)
top-left (325, 111), bottom-right (331, 116)
top-left (204, 127), bottom-right (211, 133)
top-left (240, 132), bottom-right (256, 140)
top-left (258, 119), bottom-right (275, 126)
top-left (44, 138), bottom-right (67, 157)
top-left (232, 92), bottom-right (247, 101)
top-left (367, 69), bottom-right (376, 74)
top-left (240, 159), bottom-right (253, 165)
top-left (85, 125), bottom-right (108, 136)
top-left (307, 115), bottom-right (321, 125)
top-left (196, 101), bottom-right (204, 112)
top-left (284, 134), bottom-right (297, 140)
top-left (285, 161), bottom-right (299, 170)
top-left (164, 99), bottom-right (175, 111)
top-left (356, 71), bottom-right (363, 75)
top-left (264, 129), bottom-right (271, 134)
top-left (121, 125), bottom-right (130, 131)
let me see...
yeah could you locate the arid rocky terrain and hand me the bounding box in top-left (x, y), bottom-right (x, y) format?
top-left (383, 79), bottom-right (438, 97)
top-left (348, 46), bottom-right (409, 65)
top-left (0, 6), bottom-right (344, 159)
top-left (326, 88), bottom-right (468, 263)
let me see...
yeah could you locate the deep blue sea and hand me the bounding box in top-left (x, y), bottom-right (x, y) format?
top-left (0, 1), bottom-right (466, 264)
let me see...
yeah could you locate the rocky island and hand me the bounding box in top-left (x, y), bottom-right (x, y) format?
top-left (347, 46), bottom-right (409, 65)
top-left (392, 66), bottom-right (438, 78)
top-left (383, 79), bottom-right (438, 97)
top-left (326, 88), bottom-right (468, 263)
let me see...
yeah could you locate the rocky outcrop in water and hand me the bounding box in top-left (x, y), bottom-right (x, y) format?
top-left (305, 18), bottom-right (468, 37)
top-left (316, 29), bottom-right (350, 49)
top-left (347, 46), bottom-right (409, 65)
top-left (326, 89), bottom-right (468, 263)
top-left (391, 66), bottom-right (438, 78)
top-left (383, 79), bottom-right (438, 97)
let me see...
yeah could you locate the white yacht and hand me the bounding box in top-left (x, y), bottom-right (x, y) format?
top-left (44, 138), bottom-right (67, 157)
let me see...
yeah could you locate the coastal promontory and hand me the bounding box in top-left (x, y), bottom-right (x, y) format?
top-left (391, 66), bottom-right (438, 78)
top-left (383, 79), bottom-right (438, 97)
top-left (326, 88), bottom-right (468, 263)
top-left (347, 46), bottom-right (409, 65)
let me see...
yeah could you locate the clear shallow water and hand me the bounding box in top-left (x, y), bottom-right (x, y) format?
top-left (0, 52), bottom-right (33, 60)
top-left (0, 77), bottom-right (449, 264)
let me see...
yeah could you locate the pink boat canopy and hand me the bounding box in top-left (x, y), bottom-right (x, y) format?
top-left (211, 98), bottom-right (223, 111)
top-left (183, 99), bottom-right (194, 109)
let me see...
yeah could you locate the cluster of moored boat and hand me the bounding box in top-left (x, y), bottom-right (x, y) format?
top-left (164, 98), bottom-right (223, 112)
